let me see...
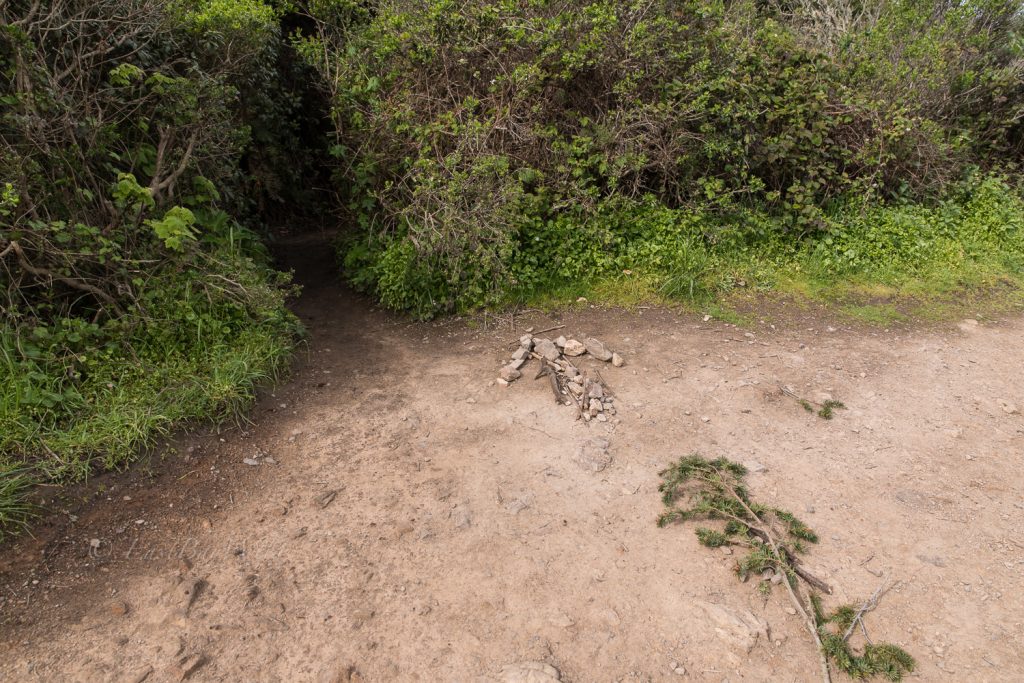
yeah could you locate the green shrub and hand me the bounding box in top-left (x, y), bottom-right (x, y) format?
top-left (340, 173), bottom-right (1024, 315)
top-left (0, 0), bottom-right (310, 537)
top-left (299, 0), bottom-right (1023, 316)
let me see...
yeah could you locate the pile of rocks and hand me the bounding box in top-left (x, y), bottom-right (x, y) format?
top-left (498, 331), bottom-right (624, 422)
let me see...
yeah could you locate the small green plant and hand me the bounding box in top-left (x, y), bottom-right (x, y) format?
top-left (781, 386), bottom-right (847, 420)
top-left (658, 455), bottom-right (914, 682)
top-left (0, 465), bottom-right (36, 542)
top-left (818, 400), bottom-right (846, 420)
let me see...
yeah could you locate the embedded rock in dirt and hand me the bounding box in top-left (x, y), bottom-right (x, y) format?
top-left (562, 339), bottom-right (586, 356)
top-left (584, 338), bottom-right (613, 361)
top-left (452, 506), bottom-right (472, 529)
top-left (534, 338), bottom-right (561, 361)
top-left (126, 665), bottom-right (154, 683)
top-left (998, 399), bottom-right (1019, 415)
top-left (696, 601), bottom-right (769, 654)
top-left (499, 365), bottom-right (522, 382)
top-left (318, 664), bottom-right (362, 683)
top-left (168, 653), bottom-right (206, 681)
top-left (499, 661), bottom-right (561, 683)
top-left (574, 438), bottom-right (612, 473)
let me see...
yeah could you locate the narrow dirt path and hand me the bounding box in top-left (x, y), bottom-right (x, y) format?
top-left (1, 236), bottom-right (1022, 682)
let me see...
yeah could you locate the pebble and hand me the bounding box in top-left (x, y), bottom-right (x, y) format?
top-left (109, 600), bottom-right (130, 617)
top-left (700, 416), bottom-right (710, 423)
top-left (242, 458), bottom-right (260, 466)
top-left (744, 461), bottom-right (767, 473)
top-left (611, 352), bottom-right (625, 367)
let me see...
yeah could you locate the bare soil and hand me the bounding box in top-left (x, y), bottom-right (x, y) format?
top-left (1, 234), bottom-right (1022, 682)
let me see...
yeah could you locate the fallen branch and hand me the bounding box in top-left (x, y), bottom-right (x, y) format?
top-left (658, 456), bottom-right (914, 682)
top-left (3, 240), bottom-right (124, 315)
top-left (842, 580), bottom-right (890, 642)
top-left (529, 324), bottom-right (565, 336)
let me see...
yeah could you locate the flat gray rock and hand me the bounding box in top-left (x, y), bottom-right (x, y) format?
top-left (584, 338), bottom-right (613, 361)
top-left (533, 338), bottom-right (560, 361)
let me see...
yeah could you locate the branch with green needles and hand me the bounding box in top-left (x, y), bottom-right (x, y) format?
top-left (657, 455), bottom-right (914, 682)
top-left (779, 385), bottom-right (846, 419)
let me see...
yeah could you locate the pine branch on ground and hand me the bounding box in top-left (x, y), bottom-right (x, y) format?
top-left (658, 454), bottom-right (914, 681)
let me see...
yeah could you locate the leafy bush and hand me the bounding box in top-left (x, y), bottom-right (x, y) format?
top-left (0, 0), bottom-right (310, 536)
top-left (297, 0), bottom-right (1023, 317)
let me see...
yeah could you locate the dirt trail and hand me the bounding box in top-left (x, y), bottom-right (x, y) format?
top-left (1, 235), bottom-right (1023, 682)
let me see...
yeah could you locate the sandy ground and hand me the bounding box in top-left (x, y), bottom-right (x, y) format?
top-left (1, 236), bottom-right (1022, 683)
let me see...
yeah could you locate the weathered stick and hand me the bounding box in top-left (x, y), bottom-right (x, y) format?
top-left (842, 580), bottom-right (890, 643)
top-left (723, 484), bottom-right (831, 683)
top-left (530, 324), bottom-right (565, 336)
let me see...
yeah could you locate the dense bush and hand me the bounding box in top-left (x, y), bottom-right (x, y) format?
top-left (300, 0), bottom-right (1024, 316)
top-left (0, 0), bottom-right (309, 535)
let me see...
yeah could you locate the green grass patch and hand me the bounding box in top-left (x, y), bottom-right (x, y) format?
top-left (345, 177), bottom-right (1024, 324)
top-left (524, 177), bottom-right (1024, 323)
top-left (840, 303), bottom-right (909, 325)
top-left (0, 248), bottom-right (301, 539)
